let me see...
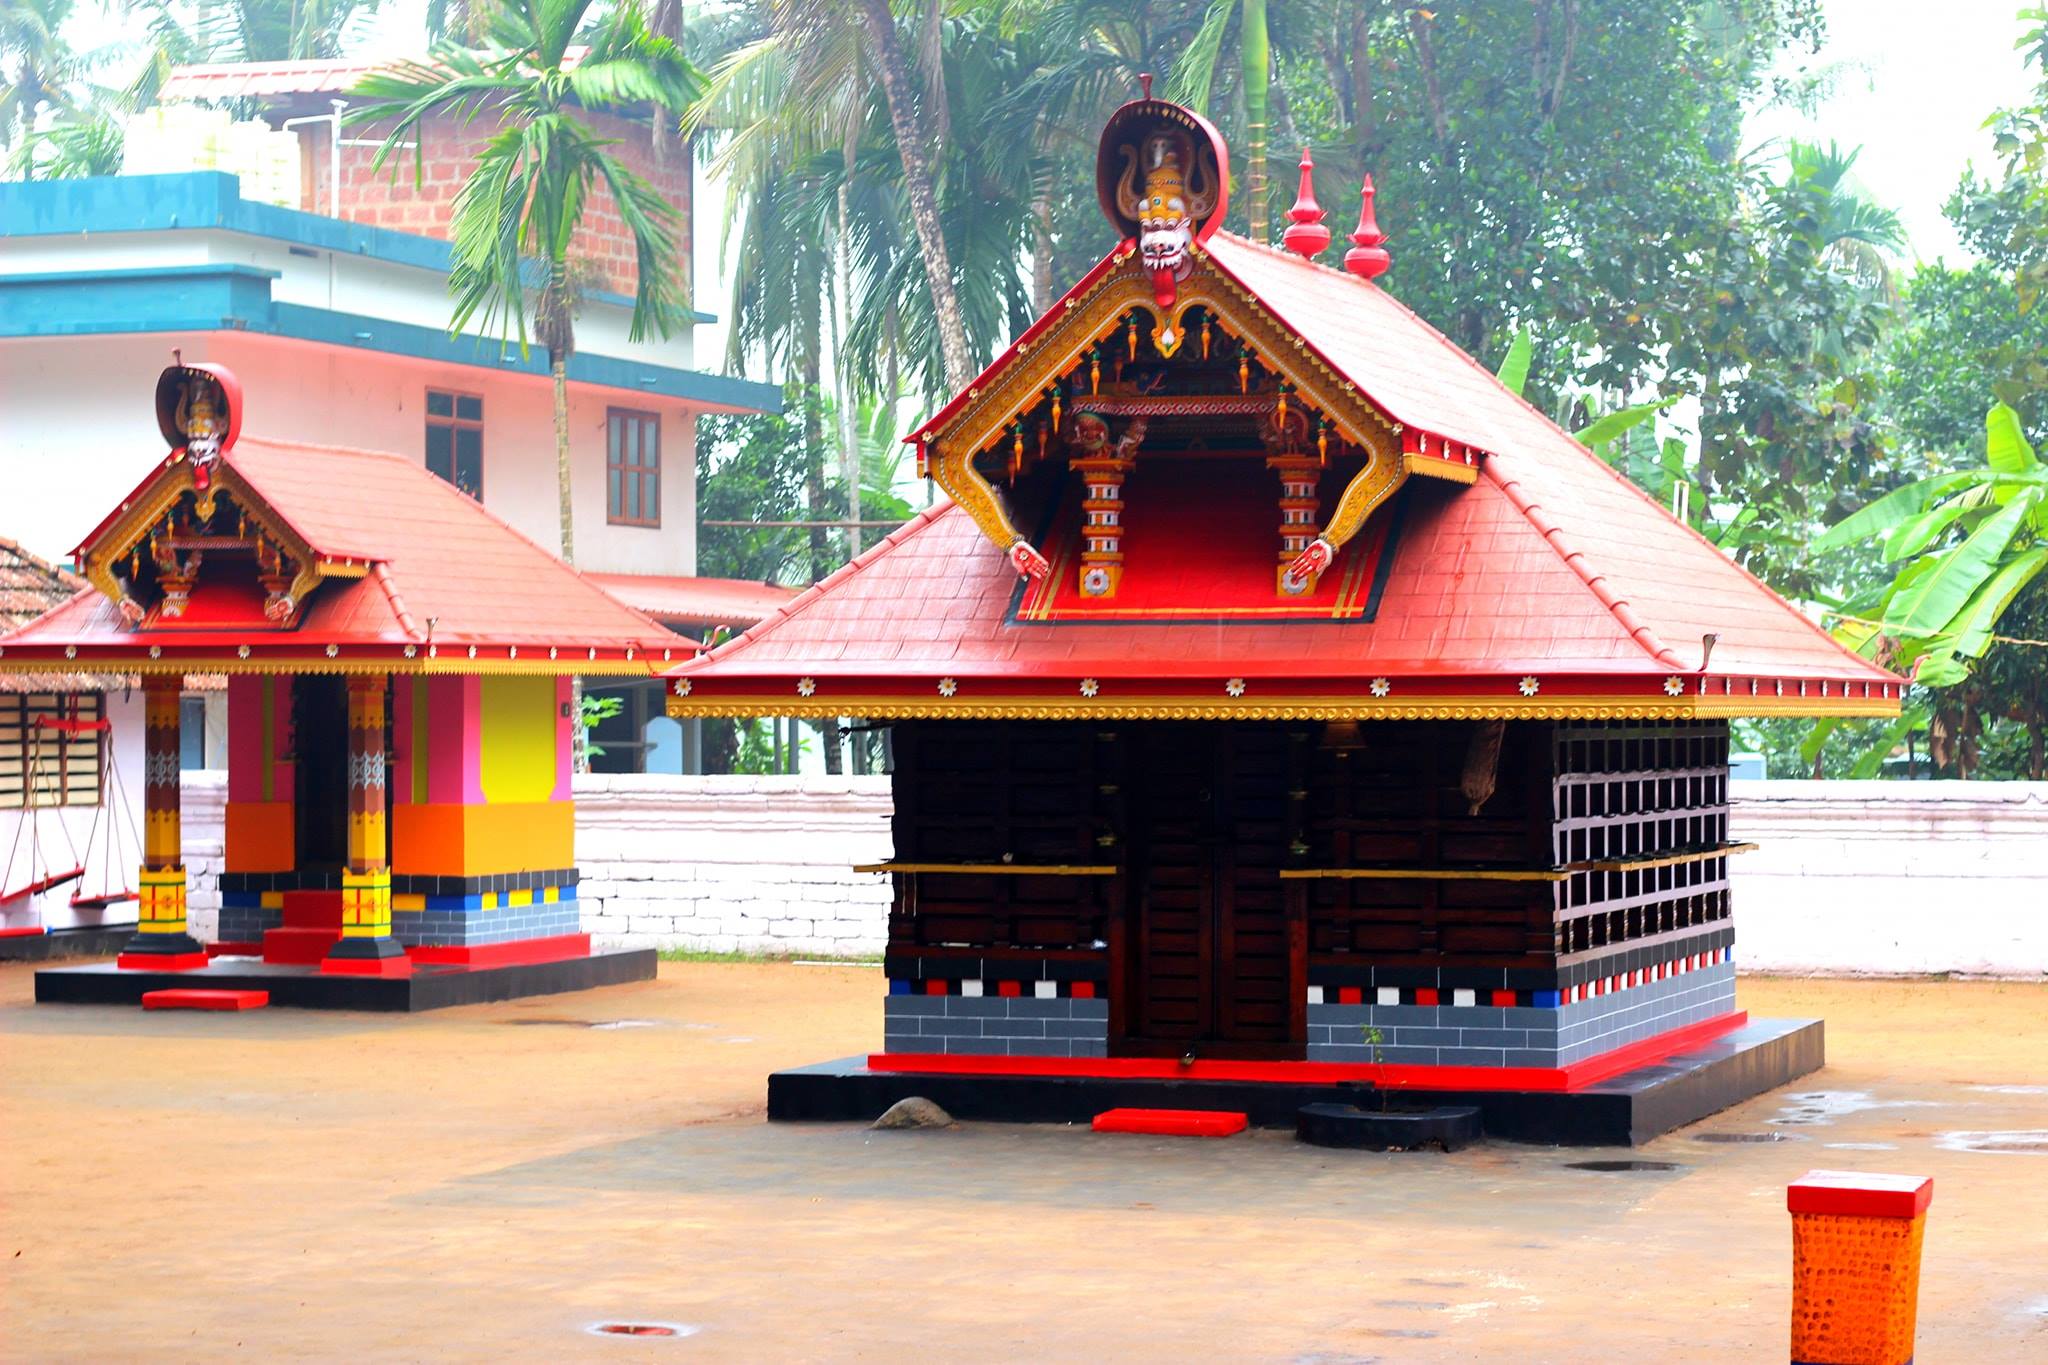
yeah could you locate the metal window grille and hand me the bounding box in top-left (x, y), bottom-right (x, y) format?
top-left (0, 692), bottom-right (105, 809)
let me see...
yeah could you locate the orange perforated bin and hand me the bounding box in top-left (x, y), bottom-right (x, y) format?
top-left (1788, 1171), bottom-right (1933, 1365)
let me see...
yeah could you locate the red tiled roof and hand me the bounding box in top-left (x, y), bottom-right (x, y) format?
top-left (0, 538), bottom-right (108, 692)
top-left (584, 573), bottom-right (798, 629)
top-left (672, 233), bottom-right (1900, 717)
top-left (2, 437), bottom-right (684, 672)
top-left (0, 539), bottom-right (83, 633)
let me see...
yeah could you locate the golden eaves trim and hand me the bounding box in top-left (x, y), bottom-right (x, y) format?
top-left (666, 693), bottom-right (1902, 722)
top-left (0, 657), bottom-right (666, 677)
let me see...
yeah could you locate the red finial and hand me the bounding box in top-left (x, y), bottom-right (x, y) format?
top-left (1344, 172), bottom-right (1391, 280)
top-left (1139, 72), bottom-right (1153, 101)
top-left (1281, 147), bottom-right (1330, 259)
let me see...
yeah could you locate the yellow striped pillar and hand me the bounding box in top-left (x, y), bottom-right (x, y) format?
top-left (1789, 1171), bottom-right (1933, 1365)
top-left (117, 675), bottom-right (207, 970)
top-left (321, 676), bottom-right (410, 977)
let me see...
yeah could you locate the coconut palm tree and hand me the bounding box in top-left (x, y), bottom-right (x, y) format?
top-left (760, 0), bottom-right (972, 392)
top-left (351, 0), bottom-right (700, 565)
top-left (1784, 139), bottom-right (1907, 293)
top-left (1, 0), bottom-right (99, 148)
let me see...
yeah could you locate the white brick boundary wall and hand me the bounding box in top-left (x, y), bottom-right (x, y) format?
top-left (175, 774), bottom-right (2047, 977)
top-left (573, 774), bottom-right (893, 956)
top-left (1729, 780), bottom-right (2048, 979)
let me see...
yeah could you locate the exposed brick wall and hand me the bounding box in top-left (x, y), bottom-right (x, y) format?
top-left (299, 109), bottom-right (691, 298)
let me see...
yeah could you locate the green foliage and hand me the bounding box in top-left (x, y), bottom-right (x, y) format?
top-left (6, 98), bottom-right (121, 177)
top-left (578, 692), bottom-right (624, 759)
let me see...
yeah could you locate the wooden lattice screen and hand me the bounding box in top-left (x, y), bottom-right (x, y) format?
top-left (1550, 721), bottom-right (1731, 956)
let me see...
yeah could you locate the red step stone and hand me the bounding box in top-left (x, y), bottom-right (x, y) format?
top-left (142, 988), bottom-right (270, 1011)
top-left (1091, 1108), bottom-right (1249, 1138)
top-left (263, 890), bottom-right (344, 964)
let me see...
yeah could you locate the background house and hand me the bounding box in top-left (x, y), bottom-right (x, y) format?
top-left (0, 57), bottom-right (787, 772)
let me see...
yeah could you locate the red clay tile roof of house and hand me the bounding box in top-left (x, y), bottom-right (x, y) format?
top-left (0, 538), bottom-right (109, 693)
top-left (0, 539), bottom-right (83, 634)
top-left (159, 51), bottom-right (590, 102)
top-left (584, 573), bottom-right (798, 630)
top-left (1, 436), bottom-right (686, 675)
top-left (670, 233), bottom-right (1901, 720)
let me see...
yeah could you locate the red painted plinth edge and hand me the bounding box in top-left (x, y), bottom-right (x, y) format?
top-left (142, 988), bottom-right (270, 1011)
top-left (319, 954), bottom-right (415, 978)
top-left (870, 1012), bottom-right (1749, 1094)
top-left (407, 933), bottom-right (591, 970)
top-left (1788, 1170), bottom-right (1934, 1220)
top-left (117, 951), bottom-right (210, 972)
top-left (1093, 1108), bottom-right (1248, 1137)
top-left (0, 926), bottom-right (48, 938)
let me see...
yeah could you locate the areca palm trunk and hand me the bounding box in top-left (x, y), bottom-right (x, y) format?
top-left (853, 0), bottom-right (972, 392)
top-left (1241, 0), bottom-right (1270, 241)
top-left (551, 351), bottom-right (574, 563)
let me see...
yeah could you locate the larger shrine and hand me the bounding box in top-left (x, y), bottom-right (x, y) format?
top-left (669, 90), bottom-right (1905, 1140)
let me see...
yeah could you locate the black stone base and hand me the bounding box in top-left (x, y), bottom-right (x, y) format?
top-left (767, 1017), bottom-right (1824, 1147)
top-left (1297, 1102), bottom-right (1483, 1152)
top-left (33, 947), bottom-right (657, 1012)
top-left (0, 925), bottom-right (136, 962)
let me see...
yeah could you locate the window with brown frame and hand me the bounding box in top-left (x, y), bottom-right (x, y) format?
top-left (425, 390), bottom-right (484, 499)
top-left (607, 408), bottom-right (660, 527)
top-left (0, 692), bottom-right (104, 809)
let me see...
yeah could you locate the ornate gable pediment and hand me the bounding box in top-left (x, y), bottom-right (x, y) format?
top-left (923, 245), bottom-right (1413, 615)
top-left (78, 362), bottom-right (363, 632)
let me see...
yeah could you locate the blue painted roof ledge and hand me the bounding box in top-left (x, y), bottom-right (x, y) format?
top-left (0, 171), bottom-right (721, 324)
top-left (0, 261), bottom-right (781, 414)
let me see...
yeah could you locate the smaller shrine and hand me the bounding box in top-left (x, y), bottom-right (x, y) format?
top-left (1, 360), bottom-right (681, 1007)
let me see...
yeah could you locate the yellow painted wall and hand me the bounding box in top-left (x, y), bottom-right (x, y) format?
top-left (392, 802), bottom-right (574, 876)
top-left (478, 676), bottom-right (558, 804)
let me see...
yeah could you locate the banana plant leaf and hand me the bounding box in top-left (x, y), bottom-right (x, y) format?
top-left (1986, 401), bottom-right (2041, 475)
top-left (1885, 490), bottom-right (2040, 637)
top-left (1494, 327), bottom-right (1533, 396)
top-left (1813, 471), bottom-right (1981, 552)
top-left (1574, 396), bottom-right (1678, 450)
top-left (1950, 546), bottom-right (2048, 657)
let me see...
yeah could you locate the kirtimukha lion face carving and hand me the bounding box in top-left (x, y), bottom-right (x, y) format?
top-left (1116, 130), bottom-right (1221, 308)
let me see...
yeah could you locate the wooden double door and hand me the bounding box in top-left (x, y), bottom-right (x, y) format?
top-left (1115, 724), bottom-right (1305, 1060)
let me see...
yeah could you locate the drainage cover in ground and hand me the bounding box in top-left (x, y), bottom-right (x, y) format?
top-left (1565, 1159), bottom-right (1682, 1172)
top-left (503, 1018), bottom-right (661, 1029)
top-left (1692, 1131), bottom-right (1797, 1143)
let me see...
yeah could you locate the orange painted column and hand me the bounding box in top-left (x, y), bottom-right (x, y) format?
top-left (321, 676), bottom-right (409, 977)
top-left (1788, 1171), bottom-right (1933, 1365)
top-left (117, 675), bottom-right (208, 971)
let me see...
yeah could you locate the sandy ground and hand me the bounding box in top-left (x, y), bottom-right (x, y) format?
top-left (2, 962), bottom-right (2045, 1363)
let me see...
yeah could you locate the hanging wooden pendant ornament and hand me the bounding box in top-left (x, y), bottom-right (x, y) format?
top-left (1201, 315), bottom-right (1213, 359)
